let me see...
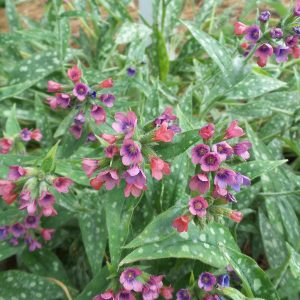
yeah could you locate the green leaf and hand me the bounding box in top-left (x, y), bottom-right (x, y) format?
top-left (20, 249), bottom-right (70, 285)
top-left (0, 270), bottom-right (68, 299)
top-left (79, 193), bottom-right (107, 275)
top-left (232, 160), bottom-right (287, 180)
top-left (115, 22), bottom-right (151, 44)
top-left (220, 287), bottom-right (264, 300)
top-left (154, 129), bottom-right (199, 159)
top-left (53, 110), bottom-right (77, 138)
top-left (5, 104), bottom-right (21, 136)
top-left (0, 241), bottom-right (22, 262)
top-left (286, 243), bottom-right (300, 278)
top-left (221, 246), bottom-right (279, 299)
top-left (41, 141), bottom-right (60, 173)
top-left (5, 0), bottom-right (21, 31)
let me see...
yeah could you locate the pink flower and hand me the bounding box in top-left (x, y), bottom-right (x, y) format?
top-left (172, 215), bottom-right (190, 233)
top-left (120, 140), bottom-right (143, 166)
top-left (0, 138), bottom-right (13, 154)
top-left (123, 166), bottom-right (147, 198)
top-left (41, 228), bottom-right (55, 241)
top-left (82, 158), bottom-right (99, 177)
top-left (69, 124), bottom-right (83, 139)
top-left (229, 211), bottom-right (243, 223)
top-left (200, 152), bottom-right (221, 172)
top-left (47, 80), bottom-right (61, 92)
top-left (254, 43), bottom-right (273, 67)
top-left (112, 112), bottom-right (137, 139)
top-left (142, 275), bottom-right (164, 300)
top-left (53, 177), bottom-right (73, 193)
top-left (93, 290), bottom-right (114, 300)
top-left (56, 93), bottom-right (71, 108)
top-left (90, 105), bottom-right (106, 125)
top-left (212, 142), bottom-right (233, 161)
top-left (0, 180), bottom-right (17, 205)
top-left (8, 166), bottom-right (27, 180)
top-left (73, 83), bottom-right (89, 101)
top-left (104, 145), bottom-right (119, 158)
top-left (90, 169), bottom-right (120, 191)
top-left (189, 173), bottom-right (210, 194)
top-left (115, 290), bottom-right (135, 300)
top-left (99, 133), bottom-right (117, 144)
top-left (100, 78), bottom-right (114, 88)
top-left (234, 22), bottom-right (248, 35)
top-left (150, 157), bottom-right (171, 180)
top-left (199, 123), bottom-right (215, 140)
top-left (47, 96), bottom-right (59, 110)
top-left (120, 268), bottom-right (143, 292)
top-left (153, 122), bottom-right (175, 143)
top-left (67, 65), bottom-right (82, 82)
top-left (292, 46), bottom-right (300, 59)
top-left (160, 286), bottom-right (174, 299)
top-left (224, 120), bottom-right (244, 140)
top-left (42, 206), bottom-right (57, 217)
top-left (30, 129), bottom-right (43, 141)
top-left (189, 196), bottom-right (208, 217)
top-left (233, 141), bottom-right (252, 160)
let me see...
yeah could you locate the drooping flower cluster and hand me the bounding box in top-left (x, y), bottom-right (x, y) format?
top-left (173, 121), bottom-right (251, 233)
top-left (0, 128), bottom-right (42, 155)
top-left (93, 267), bottom-right (173, 300)
top-left (82, 107), bottom-right (181, 198)
top-left (47, 65), bottom-right (115, 140)
top-left (234, 5), bottom-right (300, 67)
top-left (0, 165), bottom-right (73, 251)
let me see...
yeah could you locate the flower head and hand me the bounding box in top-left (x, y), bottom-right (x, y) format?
top-left (28, 238), bottom-right (42, 252)
top-left (100, 78), bottom-right (114, 89)
top-left (200, 152), bottom-right (221, 172)
top-left (93, 290), bottom-right (115, 300)
top-left (245, 25), bottom-right (261, 43)
top-left (274, 46), bottom-right (291, 63)
top-left (74, 112), bottom-right (86, 125)
top-left (104, 145), bottom-right (119, 158)
top-left (150, 157), bottom-right (170, 180)
top-left (90, 169), bottom-right (120, 190)
top-left (224, 120), bottom-right (244, 140)
top-left (234, 22), bottom-right (248, 35)
top-left (56, 93), bottom-right (71, 108)
top-left (258, 10), bottom-right (271, 22)
top-left (8, 166), bottom-right (27, 180)
top-left (212, 142), bottom-right (233, 161)
top-left (199, 123), bottom-right (215, 140)
top-left (142, 275), bottom-right (163, 300)
top-left (176, 289), bottom-right (190, 300)
top-left (73, 83), bottom-right (89, 101)
top-left (230, 173), bottom-right (251, 192)
top-left (191, 144), bottom-right (210, 164)
top-left (294, 26), bottom-right (300, 35)
top-left (90, 105), bottom-right (106, 125)
top-left (254, 43), bottom-right (273, 67)
top-left (47, 81), bottom-right (61, 92)
top-left (112, 112), bottom-right (137, 139)
top-left (31, 129), bottom-right (43, 141)
top-left (100, 133), bottom-right (117, 144)
top-left (153, 122), bottom-right (175, 143)
top-left (127, 67), bottom-right (136, 77)
top-left (198, 272), bottom-right (216, 292)
top-left (154, 107), bottom-right (177, 126)
top-left (189, 196), bottom-right (208, 217)
top-left (218, 274), bottom-right (230, 287)
top-left (120, 140), bottom-right (143, 166)
top-left (203, 295), bottom-right (220, 300)
top-left (0, 226), bottom-right (9, 240)
top-left (189, 173), bottom-right (210, 194)
top-left (172, 215), bottom-right (190, 233)
top-left (69, 124), bottom-right (83, 139)
top-left (20, 128), bottom-right (31, 142)
top-left (229, 211), bottom-right (243, 223)
top-left (67, 65), bottom-right (82, 82)
top-left (120, 268), bottom-right (143, 292)
top-left (270, 28), bottom-right (283, 39)
top-left (82, 158), bottom-right (99, 178)
top-left (214, 169), bottom-right (236, 189)
top-left (24, 215), bottom-right (39, 229)
top-left (38, 192), bottom-right (55, 208)
top-left (123, 166), bottom-right (147, 197)
top-left (160, 286), bottom-right (174, 300)
top-left (285, 36), bottom-right (298, 47)
top-left (10, 222), bottom-right (25, 238)
top-left (233, 141), bottom-right (252, 160)
top-left (100, 94), bottom-right (116, 108)
top-left (41, 228), bottom-right (55, 241)
top-left (0, 138), bottom-right (13, 154)
top-left (0, 180), bottom-right (17, 204)
top-left (53, 177), bottom-right (73, 193)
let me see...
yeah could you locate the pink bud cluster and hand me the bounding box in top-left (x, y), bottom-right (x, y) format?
top-left (173, 120), bottom-right (251, 233)
top-left (0, 166), bottom-right (73, 251)
top-left (82, 107), bottom-right (181, 198)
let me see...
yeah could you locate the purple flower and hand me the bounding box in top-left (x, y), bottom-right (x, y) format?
top-left (8, 165), bottom-right (27, 180)
top-left (231, 173), bottom-right (251, 192)
top-left (27, 238), bottom-right (42, 252)
top-left (19, 193), bottom-right (37, 215)
top-left (104, 144), bottom-right (119, 158)
top-left (73, 83), bottom-right (89, 101)
top-left (189, 173), bottom-right (210, 194)
top-left (212, 142), bottom-right (233, 161)
top-left (10, 223), bottom-right (25, 238)
top-left (214, 169), bottom-right (236, 189)
top-left (218, 274), bottom-right (230, 287)
top-left (270, 28), bottom-right (283, 39)
top-left (258, 10), bottom-right (271, 22)
top-left (200, 152), bottom-right (221, 172)
top-left (176, 289), bottom-right (190, 300)
top-left (116, 290), bottom-right (136, 300)
top-left (142, 275), bottom-right (163, 300)
top-left (191, 144), bottom-right (210, 164)
top-left (189, 196), bottom-right (208, 217)
top-left (24, 215), bottom-right (39, 229)
top-left (38, 191), bottom-right (55, 208)
top-left (254, 43), bottom-right (273, 67)
top-left (245, 25), bottom-right (261, 43)
top-left (53, 177), bottom-right (73, 193)
top-left (295, 3), bottom-right (300, 16)
top-left (198, 272), bottom-right (216, 292)
top-left (123, 166), bottom-right (147, 198)
top-left (74, 112), bottom-right (85, 125)
top-left (168, 124), bottom-right (181, 133)
top-left (285, 36), bottom-right (299, 47)
top-left (89, 90), bottom-right (97, 99)
top-left (100, 94), bottom-right (116, 108)
top-left (274, 46), bottom-right (291, 63)
top-left (10, 237), bottom-right (19, 246)
top-left (20, 128), bottom-right (31, 142)
top-left (0, 226), bottom-right (8, 240)
top-left (154, 107), bottom-right (177, 126)
top-left (120, 140), bottom-right (143, 166)
top-left (57, 93), bottom-right (71, 108)
top-left (90, 105), bottom-right (106, 125)
top-left (233, 141), bottom-right (252, 160)
top-left (87, 132), bottom-right (96, 142)
top-left (294, 26), bottom-right (300, 35)
top-left (127, 67), bottom-right (136, 77)
top-left (112, 112), bottom-right (137, 139)
top-left (120, 268), bottom-right (143, 292)
top-left (92, 169), bottom-right (120, 190)
top-left (69, 124), bottom-right (83, 139)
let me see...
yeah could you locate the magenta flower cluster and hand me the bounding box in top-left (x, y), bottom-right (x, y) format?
top-left (234, 5), bottom-right (300, 67)
top-left (172, 120), bottom-right (251, 233)
top-left (47, 65), bottom-right (115, 140)
top-left (82, 107), bottom-right (181, 198)
top-left (0, 165), bottom-right (73, 251)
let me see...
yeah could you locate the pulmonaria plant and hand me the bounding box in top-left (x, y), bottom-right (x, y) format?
top-left (0, 128), bottom-right (42, 155)
top-left (0, 159), bottom-right (73, 251)
top-left (173, 120), bottom-right (251, 233)
top-left (47, 65), bottom-right (115, 140)
top-left (234, 4), bottom-right (300, 67)
top-left (82, 107), bottom-right (180, 198)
